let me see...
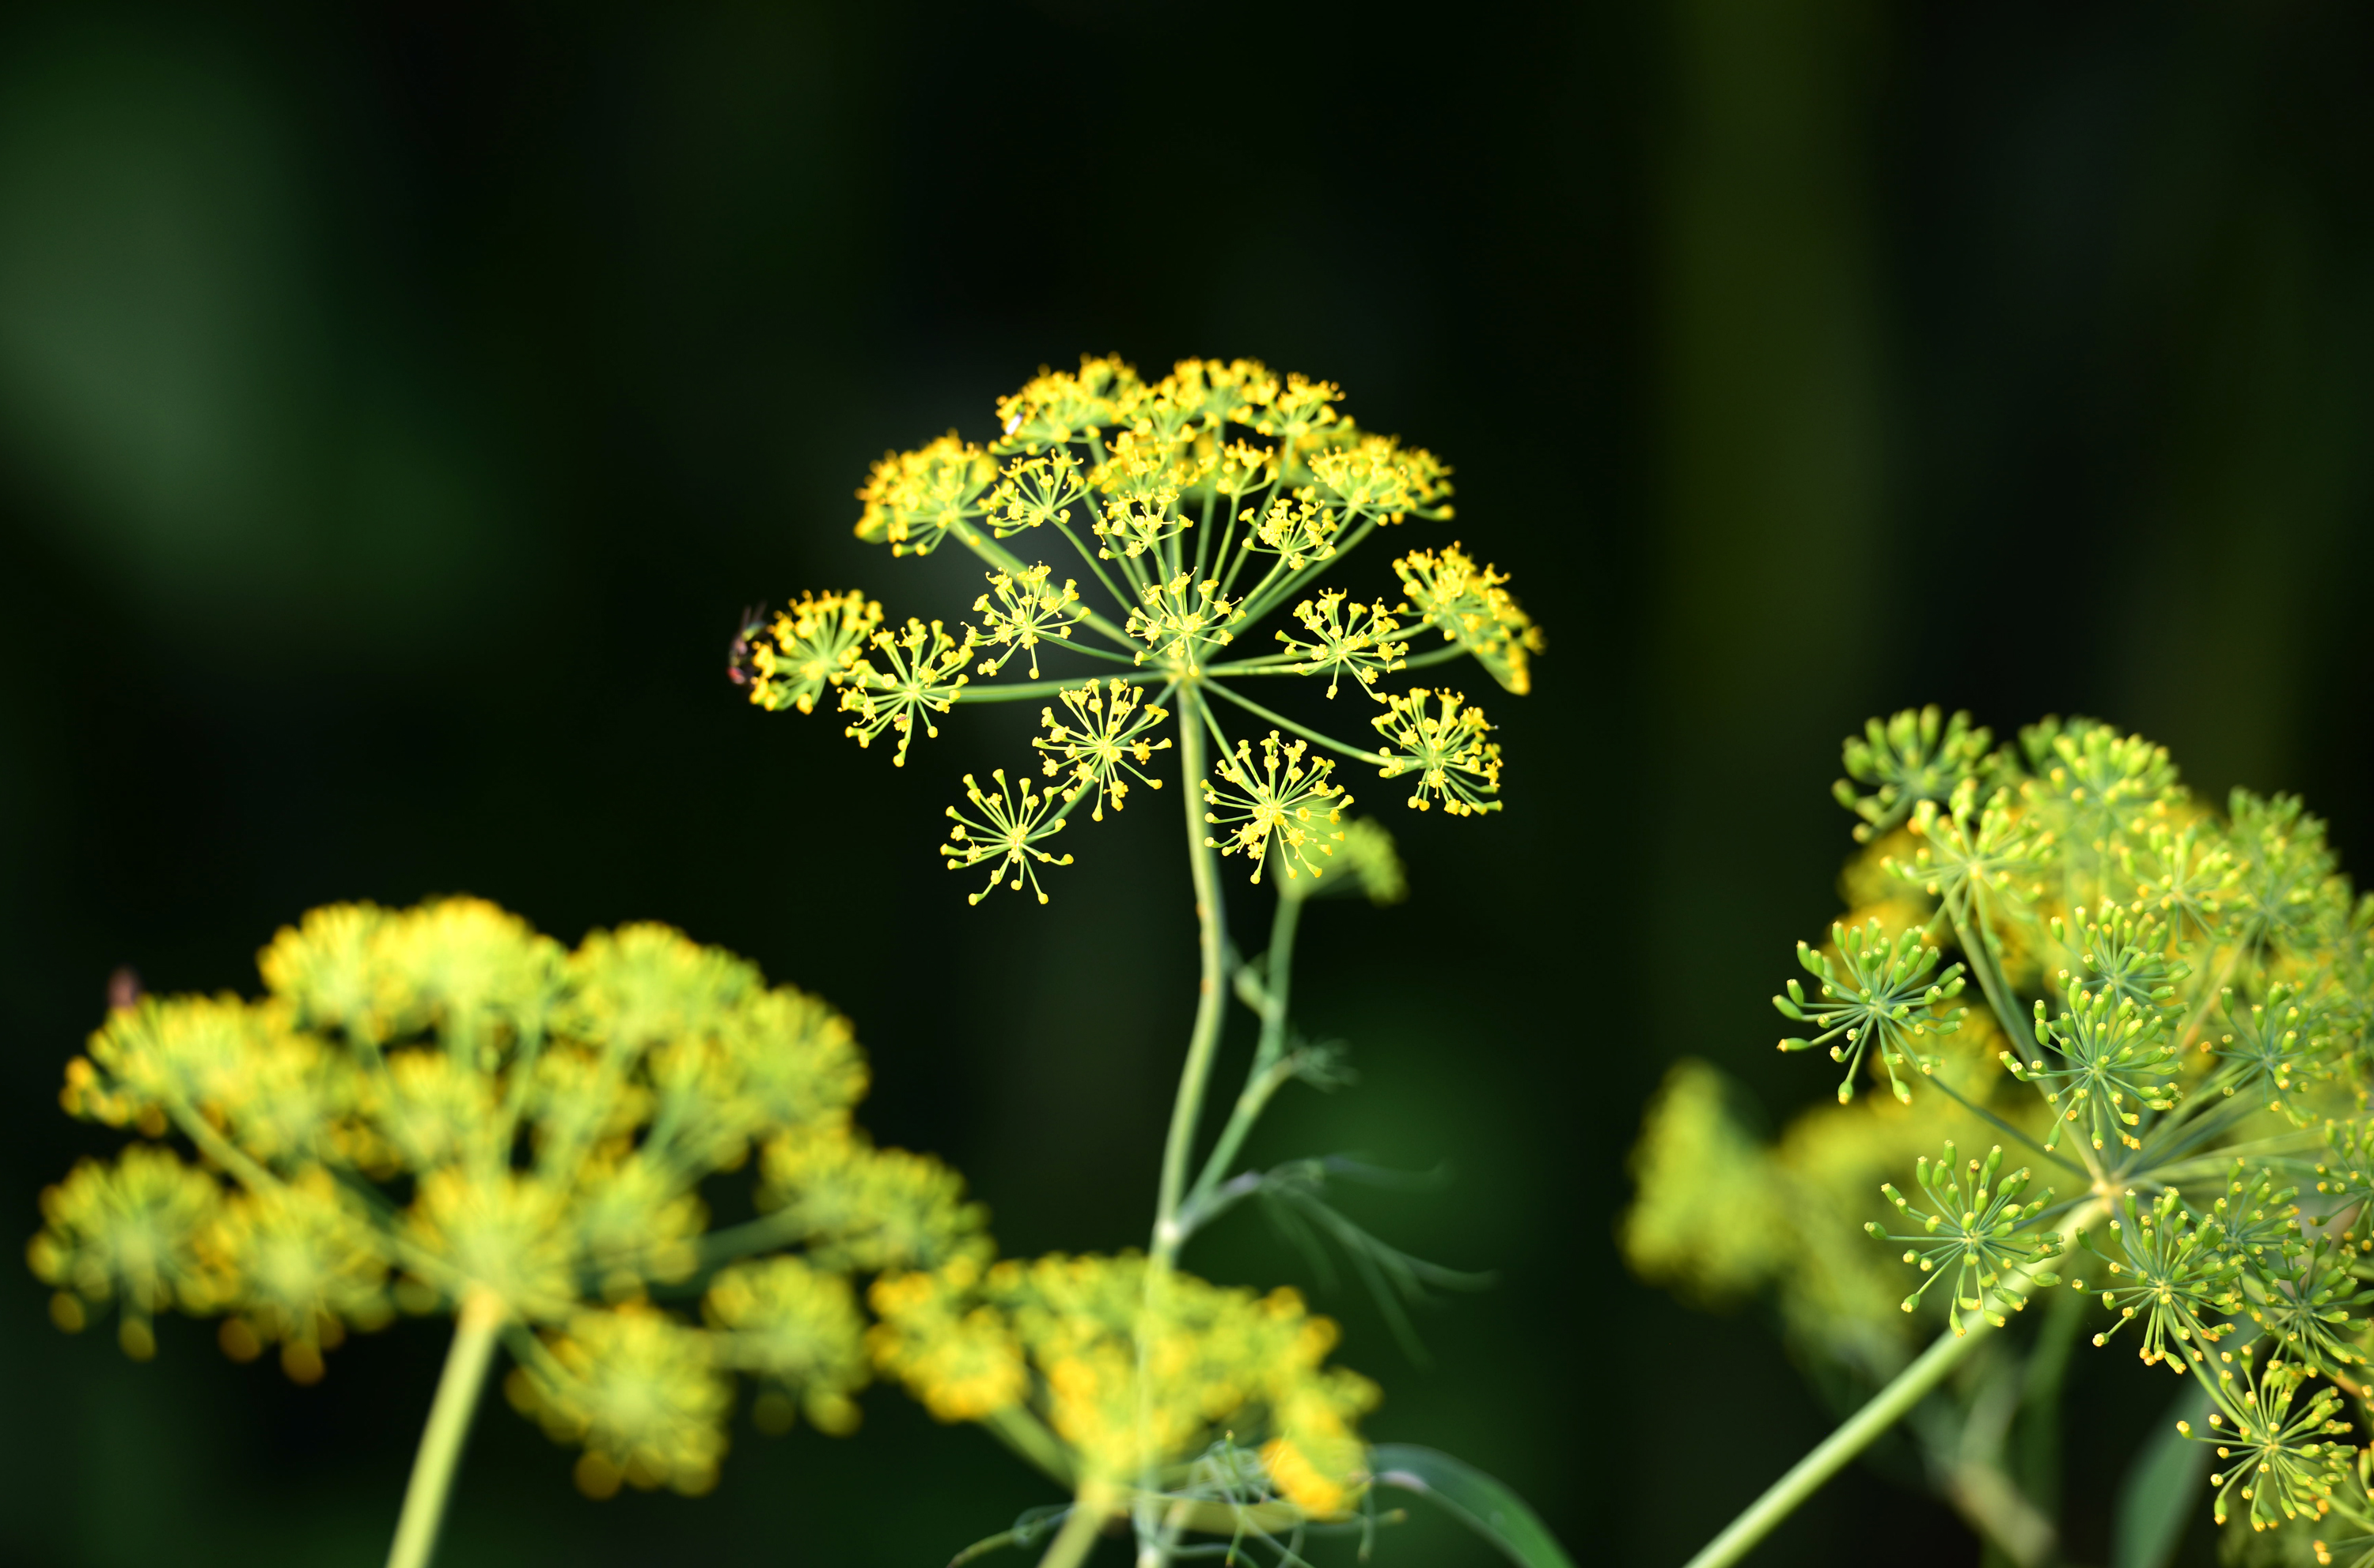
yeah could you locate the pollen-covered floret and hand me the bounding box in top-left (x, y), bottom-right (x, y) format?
top-left (1033, 679), bottom-right (1170, 822)
top-left (2177, 1349), bottom-right (2353, 1532)
top-left (854, 432), bottom-right (999, 556)
top-left (840, 616), bottom-right (973, 766)
top-left (509, 1303), bottom-right (734, 1498)
top-left (1393, 543), bottom-right (1542, 695)
top-left (749, 590), bottom-right (883, 715)
top-left (204, 1168), bottom-right (392, 1382)
top-left (757, 1123), bottom-right (993, 1274)
top-left (941, 768), bottom-right (1075, 904)
top-left (1127, 574), bottom-right (1240, 672)
top-left (1371, 688), bottom-right (1502, 815)
top-left (984, 448), bottom-right (1089, 536)
top-left (1203, 732), bottom-right (1349, 885)
top-left (1276, 591), bottom-right (1408, 700)
top-left (705, 1255), bottom-right (870, 1434)
top-left (29, 1146), bottom-right (226, 1358)
top-left (1774, 918), bottom-right (1968, 1105)
top-left (1866, 1142), bottom-right (2061, 1332)
top-left (972, 565), bottom-right (1085, 679)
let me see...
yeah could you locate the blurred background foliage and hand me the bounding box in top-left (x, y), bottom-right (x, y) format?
top-left (0, 3), bottom-right (2368, 1565)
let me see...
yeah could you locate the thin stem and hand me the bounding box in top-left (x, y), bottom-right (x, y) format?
top-left (1396, 642), bottom-right (1470, 669)
top-left (958, 669), bottom-right (1168, 704)
top-left (164, 1096), bottom-right (449, 1281)
top-left (987, 1406), bottom-right (1077, 1488)
top-left (2121, 1094), bottom-right (2265, 1181)
top-left (1185, 893), bottom-right (1304, 1214)
top-left (1917, 1070), bottom-right (2086, 1181)
top-left (1204, 642), bottom-right (1472, 680)
top-left (954, 525), bottom-right (1139, 650)
top-left (1037, 1492), bottom-right (1112, 1568)
top-left (692, 1204), bottom-right (811, 1267)
top-left (1945, 888), bottom-right (2103, 1187)
top-left (1191, 463), bottom-right (1220, 580)
top-left (1053, 517), bottom-right (1136, 618)
top-left (1237, 519), bottom-right (1379, 627)
top-left (2014, 1282), bottom-right (2087, 1517)
top-left (1151, 685), bottom-right (1232, 1266)
top-left (1946, 888), bottom-right (2038, 1062)
top-left (1138, 684), bottom-right (1232, 1564)
top-left (385, 1290), bottom-right (504, 1568)
top-left (1201, 679), bottom-right (1389, 768)
top-left (1682, 1201), bottom-right (2106, 1568)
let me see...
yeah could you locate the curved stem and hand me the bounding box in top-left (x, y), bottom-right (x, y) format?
top-left (1136, 685), bottom-right (1232, 1565)
top-left (956, 670), bottom-right (1169, 704)
top-left (1185, 892), bottom-right (1303, 1215)
top-left (1202, 679), bottom-right (1390, 769)
top-left (1150, 686), bottom-right (1232, 1265)
top-left (1682, 1202), bottom-right (2104, 1568)
top-left (385, 1290), bottom-right (505, 1568)
top-left (954, 525), bottom-right (1138, 650)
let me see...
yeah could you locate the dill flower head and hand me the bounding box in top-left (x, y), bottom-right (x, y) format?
top-left (1644, 706), bottom-right (2374, 1559)
top-left (32, 896), bottom-right (991, 1495)
top-left (867, 1251), bottom-right (1379, 1517)
top-left (738, 355), bottom-right (1544, 901)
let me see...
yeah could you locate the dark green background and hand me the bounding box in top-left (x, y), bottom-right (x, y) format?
top-left (1, 4), bottom-right (2369, 1565)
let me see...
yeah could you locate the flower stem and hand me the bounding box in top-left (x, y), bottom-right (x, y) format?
top-left (1136, 685), bottom-right (1232, 1565)
top-left (1682, 1208), bottom-right (2100, 1568)
top-left (1185, 891), bottom-right (1303, 1216)
top-left (1037, 1490), bottom-right (1113, 1568)
top-left (1151, 685), bottom-right (1231, 1267)
top-left (385, 1290), bottom-right (505, 1568)
top-left (1202, 678), bottom-right (1390, 768)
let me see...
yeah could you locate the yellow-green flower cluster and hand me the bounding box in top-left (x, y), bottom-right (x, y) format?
top-left (868, 1252), bottom-right (1379, 1518)
top-left (741, 355), bottom-right (1545, 901)
top-left (29, 897), bottom-right (988, 1496)
top-left (1623, 1015), bottom-right (2035, 1381)
top-left (1633, 707), bottom-right (2374, 1559)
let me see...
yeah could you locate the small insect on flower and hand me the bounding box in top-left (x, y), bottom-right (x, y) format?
top-left (725, 604), bottom-right (768, 687)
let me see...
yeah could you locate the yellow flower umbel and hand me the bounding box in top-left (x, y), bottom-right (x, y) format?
top-left (726, 358), bottom-right (1552, 1568)
top-left (32, 896), bottom-right (990, 1525)
top-left (868, 1252), bottom-right (1379, 1518)
top-left (739, 355), bottom-right (1544, 903)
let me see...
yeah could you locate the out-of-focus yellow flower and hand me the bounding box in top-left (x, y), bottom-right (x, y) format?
top-left (706, 1256), bottom-right (869, 1434)
top-left (508, 1303), bottom-right (733, 1498)
top-left (36, 896), bottom-right (995, 1494)
top-left (854, 433), bottom-right (999, 557)
top-left (867, 1252), bottom-right (1377, 1514)
top-left (28, 1145), bottom-right (226, 1359)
